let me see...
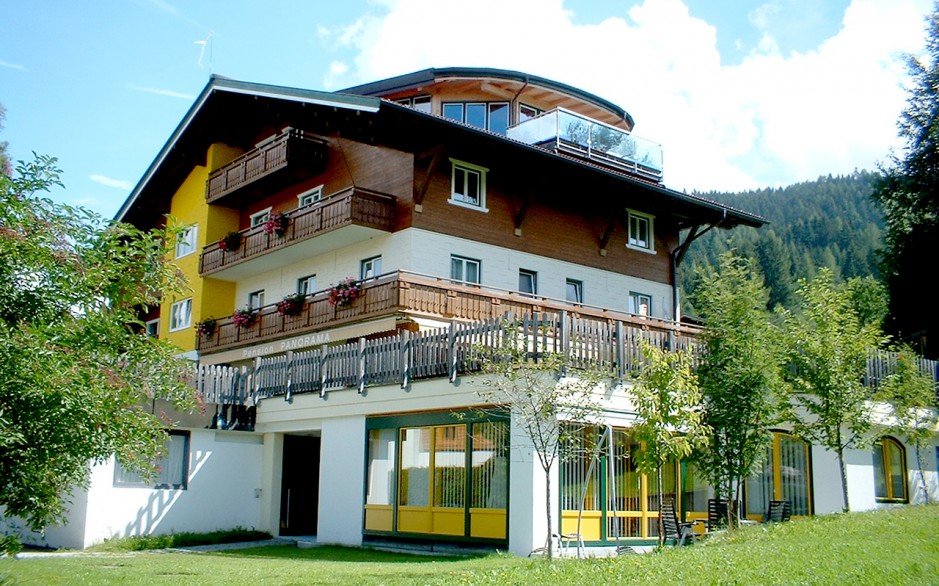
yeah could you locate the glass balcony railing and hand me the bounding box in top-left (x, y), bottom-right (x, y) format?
top-left (507, 108), bottom-right (663, 180)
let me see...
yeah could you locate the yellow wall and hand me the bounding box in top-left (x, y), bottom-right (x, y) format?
top-left (161, 143), bottom-right (242, 351)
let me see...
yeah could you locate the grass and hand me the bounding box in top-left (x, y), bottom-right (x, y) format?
top-left (1, 505), bottom-right (936, 585)
top-left (85, 528), bottom-right (272, 552)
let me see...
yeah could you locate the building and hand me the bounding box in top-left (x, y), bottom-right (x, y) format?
top-left (14, 68), bottom-right (938, 553)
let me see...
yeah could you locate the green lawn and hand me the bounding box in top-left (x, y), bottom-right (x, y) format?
top-left (2, 504), bottom-right (936, 585)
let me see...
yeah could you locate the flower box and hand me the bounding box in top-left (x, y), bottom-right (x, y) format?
top-left (328, 277), bottom-right (362, 308)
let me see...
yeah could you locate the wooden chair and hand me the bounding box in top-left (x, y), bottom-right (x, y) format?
top-left (660, 498), bottom-right (698, 546)
top-left (765, 500), bottom-right (791, 523)
top-left (707, 498), bottom-right (731, 531)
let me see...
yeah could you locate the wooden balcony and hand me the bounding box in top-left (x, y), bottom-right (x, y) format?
top-left (199, 187), bottom-right (396, 277)
top-left (205, 128), bottom-right (327, 206)
top-left (197, 270), bottom-right (700, 355)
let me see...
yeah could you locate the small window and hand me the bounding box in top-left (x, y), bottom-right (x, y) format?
top-left (627, 210), bottom-right (654, 251)
top-left (396, 95), bottom-right (431, 113)
top-left (297, 274), bottom-right (316, 296)
top-left (298, 185), bottom-right (324, 207)
top-left (250, 208), bottom-right (272, 228)
top-left (114, 431), bottom-right (189, 490)
top-left (361, 256), bottom-right (382, 280)
top-left (145, 318), bottom-right (160, 338)
top-left (450, 159), bottom-right (488, 211)
top-left (873, 437), bottom-right (908, 503)
top-left (451, 255), bottom-right (481, 284)
top-left (566, 279), bottom-right (583, 303)
top-left (248, 290), bottom-right (265, 310)
top-left (519, 269), bottom-right (537, 296)
top-left (628, 292), bottom-right (651, 317)
top-left (169, 298), bottom-right (192, 332)
top-left (519, 104), bottom-right (541, 123)
top-left (175, 225), bottom-right (197, 259)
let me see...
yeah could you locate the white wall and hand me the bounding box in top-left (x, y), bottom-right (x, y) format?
top-left (317, 416), bottom-right (366, 546)
top-left (9, 429), bottom-right (264, 549)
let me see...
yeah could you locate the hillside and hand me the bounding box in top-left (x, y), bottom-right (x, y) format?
top-left (680, 171), bottom-right (884, 313)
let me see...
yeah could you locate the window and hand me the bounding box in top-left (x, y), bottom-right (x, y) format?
top-left (248, 290), bottom-right (265, 310)
top-left (395, 95), bottom-right (431, 114)
top-left (250, 207), bottom-right (272, 228)
top-left (746, 432), bottom-right (812, 519)
top-left (169, 298), bottom-right (192, 331)
top-left (442, 102), bottom-right (509, 134)
top-left (627, 210), bottom-right (654, 251)
top-left (298, 185), bottom-right (324, 207)
top-left (566, 279), bottom-right (584, 303)
top-left (518, 269), bottom-right (537, 296)
top-left (175, 225), bottom-right (197, 258)
top-left (519, 103), bottom-right (541, 123)
top-left (114, 431), bottom-right (189, 489)
top-left (297, 274), bottom-right (316, 296)
top-left (628, 292), bottom-right (651, 316)
top-left (361, 256), bottom-right (382, 280)
top-left (451, 255), bottom-right (481, 284)
top-left (145, 318), bottom-right (160, 338)
top-left (873, 437), bottom-right (908, 502)
top-left (450, 159), bottom-right (488, 211)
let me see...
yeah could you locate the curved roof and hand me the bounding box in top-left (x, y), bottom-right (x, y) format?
top-left (340, 67), bottom-right (635, 128)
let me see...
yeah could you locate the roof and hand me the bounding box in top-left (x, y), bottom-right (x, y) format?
top-left (340, 66), bottom-right (635, 128)
top-left (116, 73), bottom-right (764, 230)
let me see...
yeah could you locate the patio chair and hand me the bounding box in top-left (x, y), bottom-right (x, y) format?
top-left (660, 498), bottom-right (698, 546)
top-left (765, 500), bottom-right (792, 523)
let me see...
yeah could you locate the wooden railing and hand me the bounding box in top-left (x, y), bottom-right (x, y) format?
top-left (193, 315), bottom-right (939, 408)
top-left (197, 270), bottom-right (697, 354)
top-left (205, 128), bottom-right (327, 204)
top-left (199, 187), bottom-right (396, 275)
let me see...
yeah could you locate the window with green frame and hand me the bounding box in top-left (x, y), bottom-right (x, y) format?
top-left (873, 437), bottom-right (908, 503)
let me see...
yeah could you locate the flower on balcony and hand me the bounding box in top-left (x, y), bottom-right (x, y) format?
top-left (263, 212), bottom-right (289, 237)
top-left (232, 307), bottom-right (257, 328)
top-left (276, 293), bottom-right (305, 317)
top-left (328, 277), bottom-right (362, 308)
top-left (218, 231), bottom-right (242, 252)
top-left (196, 317), bottom-right (217, 338)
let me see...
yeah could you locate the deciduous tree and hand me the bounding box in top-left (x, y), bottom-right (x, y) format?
top-left (0, 155), bottom-right (196, 553)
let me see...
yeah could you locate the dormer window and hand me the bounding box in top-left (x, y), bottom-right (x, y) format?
top-left (449, 159), bottom-right (488, 212)
top-left (627, 209), bottom-right (654, 252)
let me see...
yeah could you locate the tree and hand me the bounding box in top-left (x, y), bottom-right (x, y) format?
top-left (875, 345), bottom-right (938, 504)
top-left (0, 103), bottom-right (10, 176)
top-left (781, 268), bottom-right (886, 512)
top-left (872, 4), bottom-right (939, 358)
top-left (475, 319), bottom-right (603, 560)
top-left (692, 253), bottom-right (787, 525)
top-left (628, 341), bottom-right (708, 543)
top-left (0, 155), bottom-right (197, 553)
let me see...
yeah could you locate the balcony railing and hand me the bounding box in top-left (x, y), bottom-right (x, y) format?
top-left (193, 314), bottom-right (939, 407)
top-left (199, 187), bottom-right (396, 275)
top-left (205, 128), bottom-right (327, 205)
top-left (197, 270), bottom-right (697, 354)
top-left (507, 108), bottom-right (663, 181)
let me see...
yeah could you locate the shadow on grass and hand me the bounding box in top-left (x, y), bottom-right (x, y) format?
top-left (216, 544), bottom-right (498, 565)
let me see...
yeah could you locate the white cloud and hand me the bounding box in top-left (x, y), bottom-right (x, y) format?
top-left (321, 0), bottom-right (931, 192)
top-left (0, 59), bottom-right (26, 71)
top-left (90, 174), bottom-right (133, 190)
top-left (127, 84), bottom-right (195, 100)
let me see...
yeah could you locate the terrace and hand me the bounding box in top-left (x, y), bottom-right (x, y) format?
top-left (507, 108), bottom-right (663, 181)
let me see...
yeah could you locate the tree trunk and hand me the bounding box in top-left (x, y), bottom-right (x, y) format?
top-left (545, 470), bottom-right (554, 561)
top-left (915, 442), bottom-right (930, 504)
top-left (837, 446), bottom-right (850, 512)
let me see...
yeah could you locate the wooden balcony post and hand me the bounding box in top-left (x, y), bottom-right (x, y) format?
top-left (560, 310), bottom-right (570, 357)
top-left (616, 320), bottom-right (625, 382)
top-left (358, 338), bottom-right (367, 394)
top-left (253, 357), bottom-right (263, 402)
top-left (448, 321), bottom-right (458, 383)
top-left (401, 329), bottom-right (411, 389)
top-left (319, 346), bottom-right (328, 398)
top-left (285, 351), bottom-right (294, 402)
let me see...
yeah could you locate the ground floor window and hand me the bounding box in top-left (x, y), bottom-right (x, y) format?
top-left (746, 431), bottom-right (812, 519)
top-left (873, 437), bottom-right (908, 503)
top-left (560, 426), bottom-right (686, 543)
top-left (365, 413), bottom-right (508, 541)
top-left (113, 430), bottom-right (189, 489)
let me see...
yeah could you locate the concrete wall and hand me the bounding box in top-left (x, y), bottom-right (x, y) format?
top-left (318, 416), bottom-right (366, 546)
top-left (8, 429), bottom-right (264, 549)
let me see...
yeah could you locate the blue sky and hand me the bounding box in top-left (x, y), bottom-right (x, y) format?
top-left (0, 0), bottom-right (931, 218)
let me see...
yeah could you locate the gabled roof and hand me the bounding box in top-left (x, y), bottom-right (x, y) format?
top-left (116, 74), bottom-right (765, 230)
